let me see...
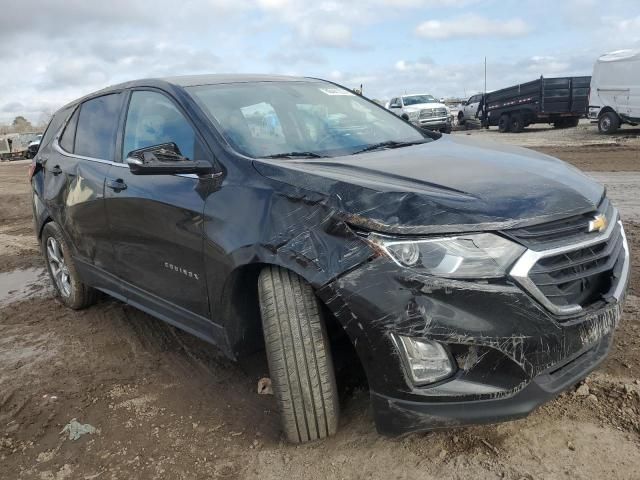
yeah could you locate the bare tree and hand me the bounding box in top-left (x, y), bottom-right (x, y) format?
top-left (12, 116), bottom-right (33, 133)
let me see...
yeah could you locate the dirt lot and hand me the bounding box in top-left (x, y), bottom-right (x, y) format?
top-left (2, 132), bottom-right (640, 479)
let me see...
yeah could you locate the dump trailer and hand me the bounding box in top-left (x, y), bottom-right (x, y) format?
top-left (483, 76), bottom-right (591, 132)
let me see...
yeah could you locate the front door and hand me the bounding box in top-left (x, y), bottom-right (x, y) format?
top-left (104, 89), bottom-right (212, 320)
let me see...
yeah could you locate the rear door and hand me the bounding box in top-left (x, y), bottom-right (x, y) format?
top-left (43, 94), bottom-right (123, 277)
top-left (104, 88), bottom-right (212, 320)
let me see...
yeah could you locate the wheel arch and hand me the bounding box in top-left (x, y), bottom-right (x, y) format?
top-left (597, 106), bottom-right (618, 118)
top-left (220, 262), bottom-right (367, 387)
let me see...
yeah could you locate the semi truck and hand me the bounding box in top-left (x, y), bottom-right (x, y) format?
top-left (482, 76), bottom-right (591, 133)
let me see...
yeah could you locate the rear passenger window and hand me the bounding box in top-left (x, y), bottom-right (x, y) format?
top-left (39, 106), bottom-right (73, 153)
top-left (123, 91), bottom-right (195, 160)
top-left (75, 94), bottom-right (122, 160)
top-left (59, 107), bottom-right (79, 152)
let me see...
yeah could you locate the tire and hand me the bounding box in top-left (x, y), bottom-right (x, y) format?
top-left (510, 114), bottom-right (524, 133)
top-left (598, 112), bottom-right (620, 134)
top-left (498, 114), bottom-right (510, 133)
top-left (258, 266), bottom-right (339, 443)
top-left (41, 222), bottom-right (96, 309)
top-left (457, 111), bottom-right (465, 125)
top-left (566, 117), bottom-right (580, 128)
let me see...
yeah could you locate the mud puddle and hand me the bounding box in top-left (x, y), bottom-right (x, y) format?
top-left (0, 267), bottom-right (51, 306)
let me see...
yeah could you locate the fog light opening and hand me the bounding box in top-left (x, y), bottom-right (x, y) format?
top-left (395, 335), bottom-right (455, 385)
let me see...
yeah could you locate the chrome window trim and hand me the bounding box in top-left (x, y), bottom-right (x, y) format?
top-left (509, 209), bottom-right (629, 316)
top-left (53, 138), bottom-right (199, 178)
top-left (53, 137), bottom-right (128, 168)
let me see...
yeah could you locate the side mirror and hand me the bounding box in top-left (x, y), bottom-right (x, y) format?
top-left (126, 143), bottom-right (213, 176)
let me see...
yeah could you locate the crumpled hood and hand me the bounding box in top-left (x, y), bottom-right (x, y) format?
top-left (253, 134), bottom-right (604, 235)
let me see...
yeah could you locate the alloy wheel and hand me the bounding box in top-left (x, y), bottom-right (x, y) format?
top-left (46, 237), bottom-right (71, 297)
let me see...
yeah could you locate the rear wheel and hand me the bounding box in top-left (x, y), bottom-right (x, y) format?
top-left (510, 114), bottom-right (524, 133)
top-left (457, 111), bottom-right (465, 125)
top-left (598, 112), bottom-right (620, 134)
top-left (566, 117), bottom-right (580, 128)
top-left (258, 266), bottom-right (339, 443)
top-left (498, 114), bottom-right (510, 133)
top-left (42, 222), bottom-right (96, 309)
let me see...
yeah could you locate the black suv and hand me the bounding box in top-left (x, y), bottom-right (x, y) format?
top-left (31, 75), bottom-right (629, 443)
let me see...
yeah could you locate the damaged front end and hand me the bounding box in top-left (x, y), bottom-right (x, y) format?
top-left (316, 203), bottom-right (629, 436)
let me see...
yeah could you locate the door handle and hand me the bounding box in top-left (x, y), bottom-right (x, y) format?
top-left (106, 178), bottom-right (127, 192)
top-left (51, 165), bottom-right (62, 176)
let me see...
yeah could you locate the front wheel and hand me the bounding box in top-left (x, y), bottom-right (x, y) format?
top-left (258, 266), bottom-right (339, 443)
top-left (598, 112), bottom-right (620, 134)
top-left (42, 222), bottom-right (96, 309)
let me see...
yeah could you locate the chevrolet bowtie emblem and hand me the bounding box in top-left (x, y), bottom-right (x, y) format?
top-left (588, 214), bottom-right (607, 233)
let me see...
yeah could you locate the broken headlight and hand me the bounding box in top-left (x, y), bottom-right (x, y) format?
top-left (370, 233), bottom-right (525, 279)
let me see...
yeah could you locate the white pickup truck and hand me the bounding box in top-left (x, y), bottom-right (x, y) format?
top-left (387, 94), bottom-right (451, 133)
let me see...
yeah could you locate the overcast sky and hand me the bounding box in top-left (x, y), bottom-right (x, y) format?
top-left (2, 0), bottom-right (639, 123)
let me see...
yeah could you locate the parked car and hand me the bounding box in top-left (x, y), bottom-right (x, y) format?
top-left (30, 75), bottom-right (628, 443)
top-left (25, 134), bottom-right (42, 159)
top-left (457, 93), bottom-right (484, 125)
top-left (387, 94), bottom-right (451, 133)
top-left (588, 49), bottom-right (640, 134)
top-left (482, 76), bottom-right (590, 132)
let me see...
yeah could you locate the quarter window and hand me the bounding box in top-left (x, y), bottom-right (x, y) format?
top-left (59, 107), bottom-right (79, 153)
top-left (123, 91), bottom-right (196, 160)
top-left (75, 94), bottom-right (122, 160)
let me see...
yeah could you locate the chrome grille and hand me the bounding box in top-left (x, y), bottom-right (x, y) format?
top-left (419, 108), bottom-right (447, 119)
top-left (528, 221), bottom-right (624, 308)
top-left (506, 198), bottom-right (612, 249)
top-left (509, 205), bottom-right (629, 317)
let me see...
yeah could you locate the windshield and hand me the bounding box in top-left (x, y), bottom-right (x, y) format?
top-left (402, 95), bottom-right (437, 106)
top-left (187, 81), bottom-right (429, 158)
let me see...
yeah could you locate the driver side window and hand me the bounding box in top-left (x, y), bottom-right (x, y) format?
top-left (123, 91), bottom-right (195, 160)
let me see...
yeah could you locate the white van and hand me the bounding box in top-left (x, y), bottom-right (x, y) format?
top-left (589, 49), bottom-right (640, 133)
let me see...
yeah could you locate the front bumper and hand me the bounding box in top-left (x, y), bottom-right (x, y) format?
top-left (412, 117), bottom-right (450, 130)
top-left (372, 332), bottom-right (612, 435)
top-left (317, 244), bottom-right (627, 436)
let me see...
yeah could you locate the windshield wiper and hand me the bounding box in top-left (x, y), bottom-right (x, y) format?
top-left (351, 140), bottom-right (428, 155)
top-left (262, 151), bottom-right (327, 159)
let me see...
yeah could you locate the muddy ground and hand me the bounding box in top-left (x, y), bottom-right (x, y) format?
top-left (1, 138), bottom-right (640, 479)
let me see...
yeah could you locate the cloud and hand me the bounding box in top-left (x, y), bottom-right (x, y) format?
top-left (313, 23), bottom-right (353, 48)
top-left (416, 14), bottom-right (531, 39)
top-left (383, 0), bottom-right (477, 6)
top-left (1, 0), bottom-right (638, 124)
